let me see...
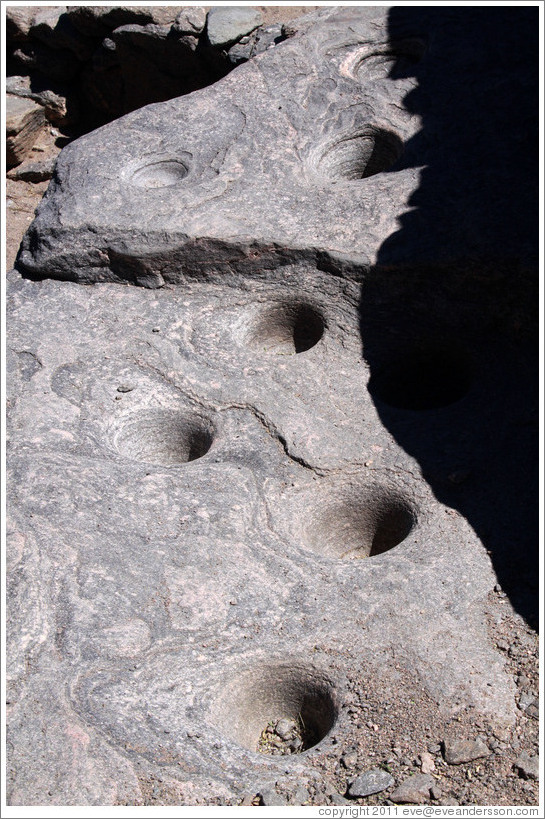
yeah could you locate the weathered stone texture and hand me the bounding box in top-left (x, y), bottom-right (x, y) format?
top-left (6, 5), bottom-right (537, 807)
top-left (6, 95), bottom-right (46, 167)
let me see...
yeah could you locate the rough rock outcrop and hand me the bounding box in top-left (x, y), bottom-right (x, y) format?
top-left (6, 5), bottom-right (538, 807)
top-left (5, 5), bottom-right (289, 131)
top-left (6, 95), bottom-right (46, 167)
top-left (16, 6), bottom-right (537, 286)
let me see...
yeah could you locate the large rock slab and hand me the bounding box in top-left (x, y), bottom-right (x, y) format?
top-left (5, 261), bottom-right (521, 804)
top-left (16, 6), bottom-right (537, 285)
top-left (6, 5), bottom-right (537, 807)
top-left (15, 6), bottom-right (418, 283)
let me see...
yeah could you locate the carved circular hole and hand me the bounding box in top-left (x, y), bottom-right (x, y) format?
top-left (208, 664), bottom-right (338, 755)
top-left (248, 302), bottom-right (325, 354)
top-left (298, 481), bottom-right (416, 560)
top-left (353, 38), bottom-right (427, 80)
top-left (113, 409), bottom-right (214, 465)
top-left (315, 127), bottom-right (403, 181)
top-left (131, 159), bottom-right (189, 188)
top-left (368, 344), bottom-right (472, 410)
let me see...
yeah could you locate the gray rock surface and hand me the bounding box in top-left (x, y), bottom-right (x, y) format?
top-left (173, 7), bottom-right (207, 35)
top-left (17, 6), bottom-right (418, 282)
top-left (259, 788), bottom-right (288, 806)
top-left (291, 785), bottom-right (310, 804)
top-left (443, 738), bottom-right (491, 765)
top-left (6, 5), bottom-right (537, 807)
top-left (6, 95), bottom-right (46, 167)
top-left (206, 6), bottom-right (263, 48)
top-left (330, 793), bottom-right (351, 805)
top-left (226, 22), bottom-right (284, 65)
top-left (6, 6), bottom-right (38, 40)
top-left (514, 753), bottom-right (539, 781)
top-left (390, 773), bottom-right (435, 804)
top-left (524, 701), bottom-right (539, 720)
top-left (5, 75), bottom-right (76, 128)
top-left (5, 263), bottom-right (516, 804)
top-left (347, 769), bottom-right (395, 798)
top-left (16, 6), bottom-right (537, 286)
top-left (7, 156), bottom-right (57, 183)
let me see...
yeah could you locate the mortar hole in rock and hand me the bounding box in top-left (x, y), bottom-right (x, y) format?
top-left (317, 127), bottom-right (403, 181)
top-left (302, 486), bottom-right (416, 559)
top-left (368, 345), bottom-right (472, 410)
top-left (131, 159), bottom-right (189, 188)
top-left (248, 303), bottom-right (325, 354)
top-left (355, 38), bottom-right (427, 78)
top-left (113, 409), bottom-right (214, 465)
top-left (209, 665), bottom-right (337, 756)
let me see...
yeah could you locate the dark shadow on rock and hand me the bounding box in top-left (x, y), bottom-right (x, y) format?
top-left (359, 7), bottom-right (539, 627)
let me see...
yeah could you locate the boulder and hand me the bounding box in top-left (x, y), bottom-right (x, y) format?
top-left (227, 23), bottom-right (284, 65)
top-left (6, 7), bottom-right (38, 41)
top-left (206, 6), bottom-right (263, 48)
top-left (30, 8), bottom-right (95, 61)
top-left (110, 23), bottom-right (212, 114)
top-left (7, 156), bottom-right (57, 183)
top-left (67, 5), bottom-right (171, 35)
top-left (173, 6), bottom-right (207, 35)
top-left (6, 95), bottom-right (46, 168)
top-left (5, 76), bottom-right (77, 128)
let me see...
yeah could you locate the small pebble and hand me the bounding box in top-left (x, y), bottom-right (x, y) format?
top-left (517, 692), bottom-right (534, 711)
top-left (420, 751), bottom-right (435, 774)
top-left (117, 384), bottom-right (134, 393)
top-left (390, 773), bottom-right (435, 804)
top-left (291, 785), bottom-right (309, 804)
top-left (514, 752), bottom-right (539, 781)
top-left (443, 738), bottom-right (491, 765)
top-left (341, 750), bottom-right (358, 769)
top-left (330, 793), bottom-right (351, 805)
top-left (275, 718), bottom-right (296, 740)
top-left (347, 769), bottom-right (394, 798)
top-left (259, 788), bottom-right (288, 806)
top-left (152, 327), bottom-right (160, 332)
